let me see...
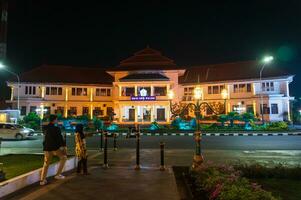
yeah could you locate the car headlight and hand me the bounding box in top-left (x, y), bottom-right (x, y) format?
top-left (21, 129), bottom-right (30, 134)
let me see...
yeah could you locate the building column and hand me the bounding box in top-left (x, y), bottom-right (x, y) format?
top-left (166, 104), bottom-right (170, 123)
top-left (134, 86), bottom-right (138, 96)
top-left (150, 105), bottom-right (154, 122)
top-left (135, 106), bottom-right (138, 123)
top-left (151, 85), bottom-right (154, 96)
top-left (10, 87), bottom-right (14, 101)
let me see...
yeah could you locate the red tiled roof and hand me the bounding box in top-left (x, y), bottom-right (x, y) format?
top-left (179, 61), bottom-right (292, 84)
top-left (112, 47), bottom-right (180, 70)
top-left (14, 65), bottom-right (113, 85)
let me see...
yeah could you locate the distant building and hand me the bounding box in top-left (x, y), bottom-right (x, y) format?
top-left (6, 47), bottom-right (294, 123)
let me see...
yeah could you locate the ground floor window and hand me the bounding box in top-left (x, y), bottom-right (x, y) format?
top-left (21, 106), bottom-right (27, 115)
top-left (156, 108), bottom-right (166, 121)
top-left (82, 107), bottom-right (89, 116)
top-left (246, 105), bottom-right (253, 113)
top-left (271, 104), bottom-right (279, 114)
top-left (68, 107), bottom-right (77, 116)
top-left (30, 106), bottom-right (37, 113)
top-left (260, 104), bottom-right (270, 114)
top-left (55, 106), bottom-right (64, 115)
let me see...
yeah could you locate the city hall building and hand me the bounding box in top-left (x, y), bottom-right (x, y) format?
top-left (6, 47), bottom-right (294, 123)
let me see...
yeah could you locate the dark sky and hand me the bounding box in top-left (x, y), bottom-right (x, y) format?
top-left (1, 0), bottom-right (301, 101)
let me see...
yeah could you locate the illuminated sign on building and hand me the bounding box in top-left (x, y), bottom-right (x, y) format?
top-left (131, 96), bottom-right (156, 101)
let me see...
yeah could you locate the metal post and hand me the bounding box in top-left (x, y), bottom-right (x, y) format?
top-left (113, 133), bottom-right (117, 151)
top-left (160, 142), bottom-right (165, 171)
top-left (135, 127), bottom-right (141, 170)
top-left (100, 129), bottom-right (103, 151)
top-left (103, 131), bottom-right (109, 168)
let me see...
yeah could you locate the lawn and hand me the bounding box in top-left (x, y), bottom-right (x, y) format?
top-left (255, 178), bottom-right (301, 200)
top-left (0, 154), bottom-right (58, 181)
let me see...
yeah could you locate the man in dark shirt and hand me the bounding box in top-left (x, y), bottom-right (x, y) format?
top-left (40, 115), bottom-right (67, 186)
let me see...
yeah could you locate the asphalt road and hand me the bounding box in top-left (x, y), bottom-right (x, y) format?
top-left (1, 134), bottom-right (301, 151)
top-left (1, 135), bottom-right (301, 166)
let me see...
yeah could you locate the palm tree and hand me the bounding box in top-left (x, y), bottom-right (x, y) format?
top-left (227, 112), bottom-right (240, 127)
top-left (218, 114), bottom-right (228, 127)
top-left (241, 112), bottom-right (255, 128)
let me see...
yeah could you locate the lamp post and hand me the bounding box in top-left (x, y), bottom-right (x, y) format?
top-left (221, 88), bottom-right (228, 114)
top-left (168, 87), bottom-right (227, 168)
top-left (0, 63), bottom-right (20, 111)
top-left (259, 56), bottom-right (273, 124)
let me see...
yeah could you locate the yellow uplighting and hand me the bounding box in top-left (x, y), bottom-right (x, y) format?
top-left (168, 90), bottom-right (174, 100)
top-left (65, 88), bottom-right (68, 101)
top-left (193, 86), bottom-right (202, 100)
top-left (221, 88), bottom-right (228, 99)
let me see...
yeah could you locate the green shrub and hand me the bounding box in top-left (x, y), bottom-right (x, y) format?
top-left (265, 122), bottom-right (288, 131)
top-left (235, 163), bottom-right (301, 180)
top-left (190, 163), bottom-right (280, 200)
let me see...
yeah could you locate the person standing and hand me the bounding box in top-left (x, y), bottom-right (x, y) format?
top-left (75, 124), bottom-right (92, 175)
top-left (40, 115), bottom-right (67, 186)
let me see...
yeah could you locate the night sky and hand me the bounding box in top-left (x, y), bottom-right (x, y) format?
top-left (0, 0), bottom-right (301, 101)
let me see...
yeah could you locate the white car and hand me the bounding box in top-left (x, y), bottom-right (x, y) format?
top-left (0, 123), bottom-right (35, 140)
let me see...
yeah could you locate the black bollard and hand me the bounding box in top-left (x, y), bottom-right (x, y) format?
top-left (160, 142), bottom-right (165, 171)
top-left (113, 133), bottom-right (117, 151)
top-left (100, 130), bottom-right (103, 151)
top-left (135, 128), bottom-right (141, 170)
top-left (103, 131), bottom-right (109, 168)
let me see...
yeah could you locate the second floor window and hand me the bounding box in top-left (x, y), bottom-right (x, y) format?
top-left (208, 85), bottom-right (224, 94)
top-left (25, 86), bottom-right (36, 95)
top-left (121, 87), bottom-right (135, 96)
top-left (46, 87), bottom-right (62, 95)
top-left (233, 84), bottom-right (251, 93)
top-left (71, 88), bottom-right (88, 96)
top-left (262, 82), bottom-right (274, 92)
top-left (154, 87), bottom-right (167, 96)
top-left (96, 88), bottom-right (111, 96)
top-left (183, 87), bottom-right (194, 101)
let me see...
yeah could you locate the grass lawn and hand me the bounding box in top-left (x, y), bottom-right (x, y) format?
top-left (0, 154), bottom-right (58, 181)
top-left (254, 178), bottom-right (301, 200)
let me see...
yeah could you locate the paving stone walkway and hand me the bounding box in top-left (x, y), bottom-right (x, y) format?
top-left (5, 150), bottom-right (182, 200)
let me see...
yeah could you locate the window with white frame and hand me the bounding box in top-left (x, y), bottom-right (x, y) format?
top-left (208, 85), bottom-right (224, 94)
top-left (46, 87), bottom-right (62, 95)
top-left (25, 86), bottom-right (36, 95)
top-left (233, 83), bottom-right (252, 93)
top-left (96, 88), bottom-right (111, 96)
top-left (71, 88), bottom-right (88, 96)
top-left (271, 104), bottom-right (278, 114)
top-left (261, 82), bottom-right (274, 92)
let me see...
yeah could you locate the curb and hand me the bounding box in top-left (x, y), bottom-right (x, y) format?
top-left (33, 132), bottom-right (301, 137)
top-left (0, 156), bottom-right (77, 198)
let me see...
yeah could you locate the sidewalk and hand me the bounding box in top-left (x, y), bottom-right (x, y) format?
top-left (4, 150), bottom-right (181, 200)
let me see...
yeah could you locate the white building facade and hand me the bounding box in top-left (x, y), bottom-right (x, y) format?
top-left (6, 47), bottom-right (294, 123)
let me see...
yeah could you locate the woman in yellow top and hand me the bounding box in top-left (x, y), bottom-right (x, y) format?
top-left (75, 124), bottom-right (93, 175)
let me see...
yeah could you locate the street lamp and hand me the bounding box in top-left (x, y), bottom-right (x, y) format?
top-left (0, 62), bottom-right (20, 111)
top-left (168, 87), bottom-right (226, 169)
top-left (260, 56), bottom-right (274, 123)
top-left (221, 88), bottom-right (228, 114)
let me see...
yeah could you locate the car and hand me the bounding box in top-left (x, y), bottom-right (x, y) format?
top-left (0, 123), bottom-right (35, 140)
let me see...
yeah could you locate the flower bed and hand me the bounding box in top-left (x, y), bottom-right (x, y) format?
top-left (187, 163), bottom-right (280, 200)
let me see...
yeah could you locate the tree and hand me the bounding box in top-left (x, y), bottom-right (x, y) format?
top-left (22, 112), bottom-right (41, 130)
top-left (241, 112), bottom-right (255, 129)
top-left (227, 112), bottom-right (240, 127)
top-left (218, 114), bottom-right (228, 127)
